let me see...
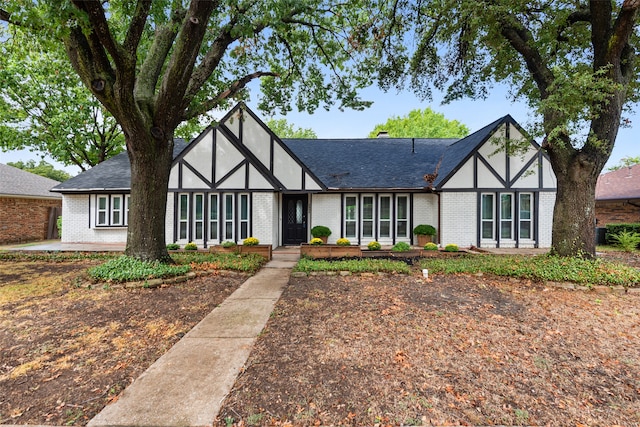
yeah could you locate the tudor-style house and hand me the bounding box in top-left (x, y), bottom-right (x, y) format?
top-left (52, 103), bottom-right (557, 249)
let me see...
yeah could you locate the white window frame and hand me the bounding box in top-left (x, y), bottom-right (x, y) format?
top-left (361, 195), bottom-right (375, 239)
top-left (500, 193), bottom-right (514, 240)
top-left (194, 193), bottom-right (204, 241)
top-left (344, 195), bottom-right (358, 239)
top-left (223, 194), bottom-right (235, 241)
top-left (96, 194), bottom-right (129, 227)
top-left (209, 194), bottom-right (219, 241)
top-left (481, 193), bottom-right (495, 240)
top-left (239, 193), bottom-right (250, 240)
top-left (178, 193), bottom-right (189, 240)
top-left (97, 196), bottom-right (108, 226)
top-left (519, 193), bottom-right (533, 240)
top-left (396, 195), bottom-right (409, 239)
top-left (111, 195), bottom-right (123, 226)
top-left (125, 195), bottom-right (131, 226)
top-left (378, 195), bottom-right (392, 240)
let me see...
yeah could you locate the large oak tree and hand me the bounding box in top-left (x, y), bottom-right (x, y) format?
top-left (1, 0), bottom-right (379, 262)
top-left (379, 0), bottom-right (640, 257)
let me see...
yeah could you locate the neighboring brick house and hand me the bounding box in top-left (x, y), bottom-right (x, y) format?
top-left (53, 103), bottom-right (557, 249)
top-left (595, 163), bottom-right (640, 227)
top-left (0, 163), bottom-right (62, 244)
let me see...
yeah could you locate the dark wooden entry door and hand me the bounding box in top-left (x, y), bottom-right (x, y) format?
top-left (283, 194), bottom-right (308, 245)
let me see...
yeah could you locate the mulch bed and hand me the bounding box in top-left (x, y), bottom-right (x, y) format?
top-left (216, 271), bottom-right (640, 426)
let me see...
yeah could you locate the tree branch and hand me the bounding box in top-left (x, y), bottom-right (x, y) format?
top-left (124, 0), bottom-right (152, 56)
top-left (556, 7), bottom-right (590, 42)
top-left (182, 71), bottom-right (277, 121)
top-left (71, 1), bottom-right (124, 69)
top-left (607, 0), bottom-right (640, 64)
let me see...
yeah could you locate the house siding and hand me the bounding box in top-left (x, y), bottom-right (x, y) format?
top-left (61, 194), bottom-right (128, 243)
top-left (309, 193), bottom-right (342, 244)
top-left (0, 196), bottom-right (61, 244)
top-left (412, 194), bottom-right (439, 242)
top-left (596, 200), bottom-right (640, 226)
top-left (439, 192), bottom-right (477, 247)
top-left (252, 192), bottom-right (277, 245)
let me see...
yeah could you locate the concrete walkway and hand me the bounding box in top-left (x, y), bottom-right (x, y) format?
top-left (87, 249), bottom-right (299, 427)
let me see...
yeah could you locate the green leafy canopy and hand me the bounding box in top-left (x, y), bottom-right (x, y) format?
top-left (368, 107), bottom-right (469, 138)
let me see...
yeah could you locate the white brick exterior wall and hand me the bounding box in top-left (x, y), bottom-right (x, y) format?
top-left (251, 192), bottom-right (276, 245)
top-left (412, 194), bottom-right (438, 242)
top-left (61, 194), bottom-right (128, 243)
top-left (309, 194), bottom-right (341, 244)
top-left (165, 193), bottom-right (175, 244)
top-left (439, 192), bottom-right (477, 248)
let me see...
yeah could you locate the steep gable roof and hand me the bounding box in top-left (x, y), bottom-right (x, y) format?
top-left (433, 115), bottom-right (515, 188)
top-left (0, 163), bottom-right (61, 199)
top-left (283, 138), bottom-right (455, 189)
top-left (596, 163), bottom-right (640, 200)
top-left (52, 140), bottom-right (188, 192)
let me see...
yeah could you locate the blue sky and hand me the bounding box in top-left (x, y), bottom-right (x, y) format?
top-left (1, 83), bottom-right (637, 176)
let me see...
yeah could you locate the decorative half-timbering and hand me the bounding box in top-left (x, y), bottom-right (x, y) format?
top-left (52, 103), bottom-right (557, 249)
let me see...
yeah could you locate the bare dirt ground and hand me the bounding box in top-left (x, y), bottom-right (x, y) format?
top-left (216, 254), bottom-right (640, 426)
top-left (1, 250), bottom-right (638, 426)
top-left (0, 257), bottom-right (247, 425)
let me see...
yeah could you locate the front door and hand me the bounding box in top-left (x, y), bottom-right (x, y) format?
top-left (283, 194), bottom-right (308, 245)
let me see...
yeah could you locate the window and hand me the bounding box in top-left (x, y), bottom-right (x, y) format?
top-left (224, 194), bottom-right (234, 240)
top-left (97, 196), bottom-right (108, 226)
top-left (500, 193), bottom-right (513, 239)
top-left (481, 194), bottom-right (495, 239)
top-left (111, 196), bottom-right (122, 226)
top-left (194, 194), bottom-right (204, 240)
top-left (519, 193), bottom-right (532, 239)
top-left (345, 196), bottom-right (357, 238)
top-left (239, 194), bottom-right (250, 240)
top-left (96, 194), bottom-right (129, 227)
top-left (362, 196), bottom-right (374, 238)
top-left (396, 196), bottom-right (408, 238)
top-left (379, 196), bottom-right (391, 238)
top-left (179, 194), bottom-right (189, 240)
top-left (209, 194), bottom-right (218, 240)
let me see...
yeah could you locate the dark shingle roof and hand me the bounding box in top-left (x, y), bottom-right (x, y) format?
top-left (596, 163), bottom-right (640, 200)
top-left (0, 163), bottom-right (62, 199)
top-left (283, 138), bottom-right (455, 189)
top-left (52, 140), bottom-right (188, 192)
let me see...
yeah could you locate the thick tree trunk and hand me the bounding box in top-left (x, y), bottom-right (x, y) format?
top-left (124, 132), bottom-right (174, 263)
top-left (549, 156), bottom-right (600, 258)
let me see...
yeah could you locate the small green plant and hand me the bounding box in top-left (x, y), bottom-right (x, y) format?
top-left (310, 225), bottom-right (332, 238)
top-left (391, 241), bottom-right (411, 252)
top-left (367, 241), bottom-right (381, 251)
top-left (336, 237), bottom-right (351, 246)
top-left (444, 243), bottom-right (459, 252)
top-left (88, 256), bottom-right (190, 282)
top-left (243, 237), bottom-right (259, 246)
top-left (610, 230), bottom-right (640, 252)
top-left (309, 237), bottom-right (324, 245)
top-left (221, 240), bottom-right (236, 248)
top-left (56, 216), bottom-right (62, 238)
top-left (166, 243), bottom-right (180, 250)
top-left (424, 242), bottom-right (438, 251)
top-left (184, 241), bottom-right (198, 251)
top-left (413, 224), bottom-right (436, 236)
top-left (294, 258), bottom-right (410, 274)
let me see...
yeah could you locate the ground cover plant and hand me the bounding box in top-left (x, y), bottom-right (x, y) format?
top-left (0, 251), bottom-right (252, 425)
top-left (216, 270), bottom-right (640, 426)
top-left (294, 257), bottom-right (411, 274)
top-left (421, 254), bottom-right (640, 287)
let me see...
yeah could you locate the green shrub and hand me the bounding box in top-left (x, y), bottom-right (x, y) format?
top-left (606, 223), bottom-right (640, 244)
top-left (166, 243), bottom-right (180, 250)
top-left (184, 241), bottom-right (198, 251)
top-left (444, 243), bottom-right (459, 252)
top-left (56, 216), bottom-right (62, 238)
top-left (413, 224), bottom-right (436, 235)
top-left (336, 237), bottom-right (351, 246)
top-left (294, 258), bottom-right (410, 274)
top-left (424, 242), bottom-right (438, 251)
top-left (309, 238), bottom-right (324, 245)
top-left (367, 241), bottom-right (382, 251)
top-left (88, 256), bottom-right (190, 283)
top-left (221, 240), bottom-right (237, 248)
top-left (171, 252), bottom-right (266, 273)
top-left (310, 225), bottom-right (331, 238)
top-left (243, 237), bottom-right (259, 246)
top-left (391, 242), bottom-right (411, 252)
top-left (609, 230), bottom-right (640, 252)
